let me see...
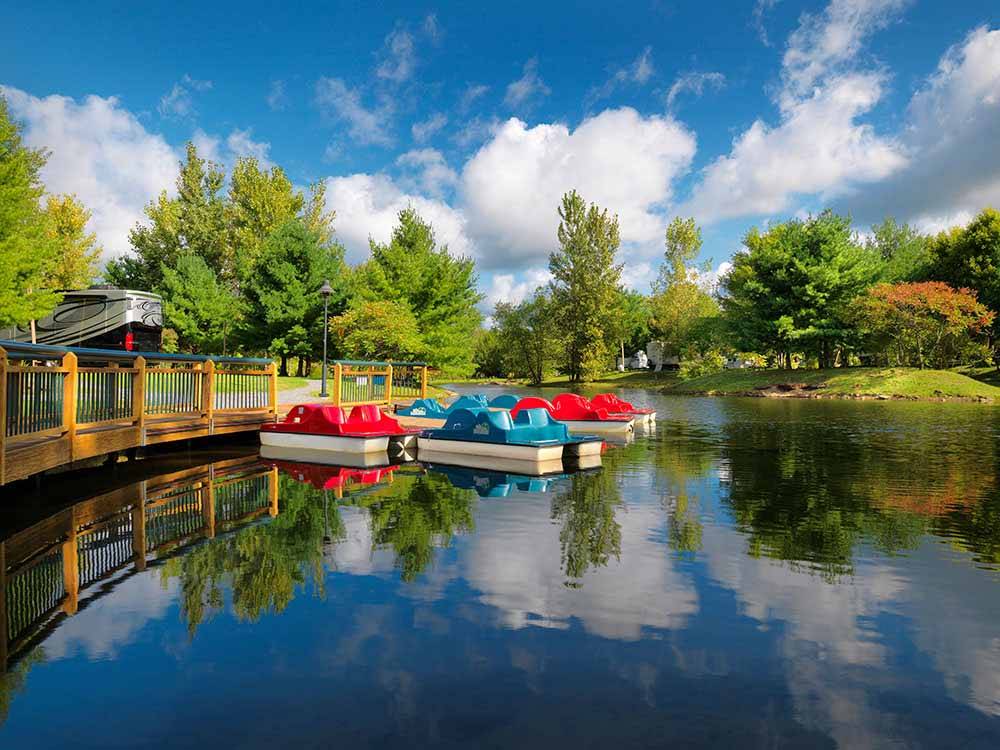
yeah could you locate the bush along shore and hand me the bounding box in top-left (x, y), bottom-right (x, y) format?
top-left (663, 367), bottom-right (1000, 403)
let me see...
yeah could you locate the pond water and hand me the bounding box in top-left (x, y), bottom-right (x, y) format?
top-left (2, 390), bottom-right (1000, 748)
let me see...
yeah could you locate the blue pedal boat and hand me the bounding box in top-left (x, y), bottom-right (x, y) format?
top-left (396, 394), bottom-right (490, 418)
top-left (417, 407), bottom-right (603, 462)
top-left (425, 463), bottom-right (568, 497)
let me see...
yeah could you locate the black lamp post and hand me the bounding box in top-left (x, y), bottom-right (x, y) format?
top-left (319, 280), bottom-right (333, 398)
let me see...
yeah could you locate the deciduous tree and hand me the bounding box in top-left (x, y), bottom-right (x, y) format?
top-left (329, 299), bottom-right (424, 362)
top-left (722, 211), bottom-right (878, 368)
top-left (850, 281), bottom-right (993, 368)
top-left (0, 96), bottom-right (60, 327)
top-left (492, 290), bottom-right (559, 384)
top-left (548, 190), bottom-right (623, 381)
top-left (44, 194), bottom-right (102, 289)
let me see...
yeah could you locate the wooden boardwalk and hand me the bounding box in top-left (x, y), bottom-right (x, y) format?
top-left (0, 342), bottom-right (278, 486)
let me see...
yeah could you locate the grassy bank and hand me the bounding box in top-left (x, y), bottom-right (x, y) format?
top-left (665, 367), bottom-right (1000, 402)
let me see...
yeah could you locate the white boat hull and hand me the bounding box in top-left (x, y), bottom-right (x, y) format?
top-left (565, 419), bottom-right (634, 436)
top-left (259, 445), bottom-right (394, 468)
top-left (259, 431), bottom-right (390, 454)
top-left (563, 440), bottom-right (604, 458)
top-left (417, 449), bottom-right (566, 476)
top-left (417, 437), bottom-right (565, 462)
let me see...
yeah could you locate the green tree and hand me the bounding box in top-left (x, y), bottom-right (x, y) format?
top-left (492, 289), bottom-right (559, 384)
top-left (43, 194), bottom-right (102, 289)
top-left (0, 96), bottom-right (60, 327)
top-left (722, 211), bottom-right (878, 368)
top-left (329, 299), bottom-right (424, 362)
top-left (471, 327), bottom-right (507, 378)
top-left (159, 254), bottom-right (243, 353)
top-left (228, 158), bottom-right (329, 283)
top-left (550, 465), bottom-right (623, 582)
top-left (659, 216), bottom-right (702, 287)
top-left (928, 208), bottom-right (1000, 337)
top-left (242, 218), bottom-right (346, 374)
top-left (106, 142), bottom-right (228, 290)
top-left (356, 208), bottom-right (482, 375)
top-left (610, 289), bottom-right (651, 362)
top-left (649, 216), bottom-right (721, 363)
top-left (867, 217), bottom-right (930, 283)
top-left (548, 190), bottom-right (623, 381)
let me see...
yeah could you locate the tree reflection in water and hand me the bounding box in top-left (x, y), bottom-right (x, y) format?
top-left (362, 471), bottom-right (476, 582)
top-left (161, 474), bottom-right (336, 633)
top-left (0, 649), bottom-right (44, 726)
top-left (550, 461), bottom-right (623, 584)
top-left (715, 399), bottom-right (999, 580)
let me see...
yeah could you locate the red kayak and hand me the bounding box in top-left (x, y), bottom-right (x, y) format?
top-left (510, 394), bottom-right (634, 435)
top-left (261, 404), bottom-right (418, 454)
top-left (589, 393), bottom-right (656, 424)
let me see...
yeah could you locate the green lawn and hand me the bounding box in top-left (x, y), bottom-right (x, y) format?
top-left (275, 376), bottom-right (310, 392)
top-left (666, 367), bottom-right (1000, 401)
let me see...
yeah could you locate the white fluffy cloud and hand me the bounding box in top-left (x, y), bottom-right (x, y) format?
top-left (681, 0), bottom-right (911, 224)
top-left (840, 25), bottom-right (1000, 228)
top-left (683, 73), bottom-right (905, 221)
top-left (2, 86), bottom-right (178, 258)
top-left (484, 267), bottom-right (552, 309)
top-left (782, 0), bottom-right (908, 98)
top-left (323, 172), bottom-right (471, 264)
top-left (395, 148), bottom-right (459, 197)
top-left (462, 109), bottom-right (697, 268)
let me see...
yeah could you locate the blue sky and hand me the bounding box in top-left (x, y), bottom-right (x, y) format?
top-left (2, 0), bottom-right (999, 308)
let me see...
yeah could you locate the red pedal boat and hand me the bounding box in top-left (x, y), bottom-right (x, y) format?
top-left (260, 404), bottom-right (418, 454)
top-left (510, 393), bottom-right (634, 435)
top-left (589, 393), bottom-right (656, 424)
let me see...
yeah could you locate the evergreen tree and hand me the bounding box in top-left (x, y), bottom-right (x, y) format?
top-left (159, 254), bottom-right (242, 354)
top-left (357, 208), bottom-right (482, 374)
top-left (44, 194), bottom-right (102, 289)
top-left (0, 96), bottom-right (60, 327)
top-left (242, 219), bottom-right (346, 373)
top-left (548, 190), bottom-right (623, 381)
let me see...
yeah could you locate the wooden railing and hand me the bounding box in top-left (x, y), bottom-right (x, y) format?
top-left (0, 456), bottom-right (277, 670)
top-left (0, 342), bottom-right (278, 486)
top-left (331, 360), bottom-right (428, 407)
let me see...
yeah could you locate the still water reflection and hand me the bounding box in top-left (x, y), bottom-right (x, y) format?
top-left (2, 393), bottom-right (1000, 748)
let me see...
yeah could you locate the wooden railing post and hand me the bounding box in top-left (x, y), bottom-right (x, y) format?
top-left (420, 365), bottom-right (428, 399)
top-left (62, 520), bottom-right (79, 616)
top-left (1, 540), bottom-right (8, 671)
top-left (0, 345), bottom-right (7, 486)
top-left (133, 356), bottom-right (146, 446)
top-left (267, 361), bottom-right (278, 417)
top-left (202, 359), bottom-right (215, 433)
top-left (62, 351), bottom-right (78, 462)
top-left (203, 468), bottom-right (217, 537)
top-left (132, 489), bottom-right (147, 571)
top-left (269, 466), bottom-right (279, 517)
top-left (385, 364), bottom-right (393, 406)
top-left (332, 363), bottom-right (342, 407)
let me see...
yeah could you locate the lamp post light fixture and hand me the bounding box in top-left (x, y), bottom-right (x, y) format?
top-left (319, 280), bottom-right (333, 398)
